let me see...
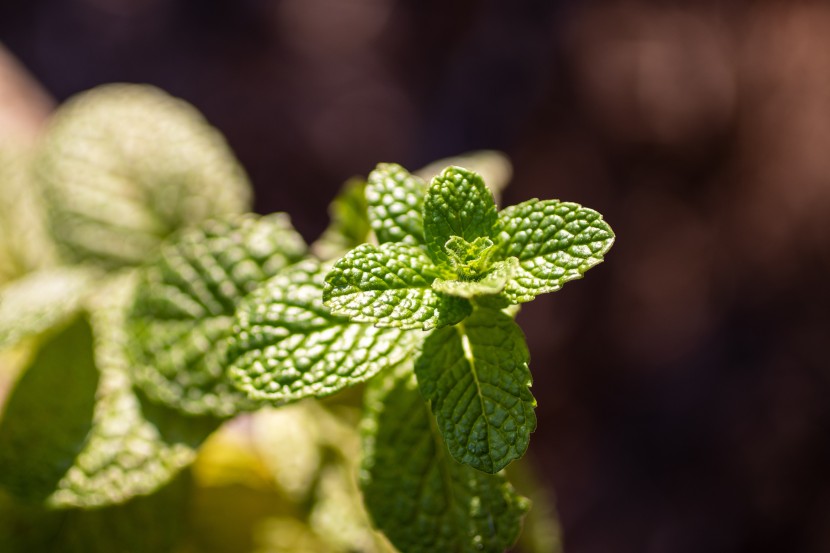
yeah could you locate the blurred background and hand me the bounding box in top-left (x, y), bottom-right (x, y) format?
top-left (2, 1), bottom-right (830, 552)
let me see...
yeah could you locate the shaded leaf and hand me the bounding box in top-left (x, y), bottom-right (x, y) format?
top-left (0, 317), bottom-right (99, 503)
top-left (414, 308), bottom-right (536, 473)
top-left (0, 277), bottom-right (219, 509)
top-left (311, 177), bottom-right (371, 261)
top-left (0, 470), bottom-right (192, 553)
top-left (361, 361), bottom-right (529, 553)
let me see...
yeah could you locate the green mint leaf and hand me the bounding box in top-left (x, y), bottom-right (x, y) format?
top-left (365, 163), bottom-right (427, 245)
top-left (311, 177), bottom-right (371, 261)
top-left (227, 260), bottom-right (420, 403)
top-left (1, 471), bottom-right (191, 552)
top-left (0, 149), bottom-right (57, 283)
top-left (361, 361), bottom-right (530, 553)
top-left (497, 199), bottom-right (615, 303)
top-left (0, 280), bottom-right (219, 509)
top-left (414, 308), bottom-right (536, 473)
top-left (53, 278), bottom-right (219, 508)
top-left (432, 258), bottom-right (518, 299)
top-left (424, 166), bottom-right (498, 266)
top-left (128, 214), bottom-right (307, 417)
top-left (34, 84), bottom-right (252, 269)
top-left (0, 267), bottom-right (96, 350)
top-left (323, 242), bottom-right (471, 330)
top-left (414, 150), bottom-right (513, 206)
top-left (0, 317), bottom-right (99, 504)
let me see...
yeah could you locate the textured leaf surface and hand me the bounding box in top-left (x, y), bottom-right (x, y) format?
top-left (366, 163), bottom-right (427, 245)
top-left (497, 199), bottom-right (615, 303)
top-left (50, 278), bottom-right (219, 508)
top-left (34, 84), bottom-right (252, 269)
top-left (228, 260), bottom-right (419, 402)
top-left (324, 242), bottom-right (471, 330)
top-left (415, 308), bottom-right (536, 473)
top-left (424, 166), bottom-right (498, 266)
top-left (311, 177), bottom-right (371, 261)
top-left (0, 279), bottom-right (219, 509)
top-left (414, 150), bottom-right (512, 206)
top-left (361, 362), bottom-right (529, 553)
top-left (0, 267), bottom-right (96, 350)
top-left (129, 214), bottom-right (307, 417)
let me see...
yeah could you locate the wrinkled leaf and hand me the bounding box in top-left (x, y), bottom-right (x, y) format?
top-left (423, 166), bottom-right (498, 267)
top-left (414, 308), bottom-right (536, 473)
top-left (0, 278), bottom-right (219, 509)
top-left (229, 260), bottom-right (419, 403)
top-left (34, 84), bottom-right (252, 269)
top-left (414, 151), bottom-right (512, 206)
top-left (128, 214), bottom-right (307, 417)
top-left (324, 243), bottom-right (470, 330)
top-left (366, 163), bottom-right (427, 246)
top-left (497, 199), bottom-right (614, 303)
top-left (361, 361), bottom-right (529, 553)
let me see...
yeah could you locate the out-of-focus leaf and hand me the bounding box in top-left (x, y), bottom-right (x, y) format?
top-left (0, 267), bottom-right (97, 350)
top-left (0, 317), bottom-right (99, 504)
top-left (251, 404), bottom-right (323, 502)
top-left (0, 148), bottom-right (56, 283)
top-left (34, 84), bottom-right (252, 269)
top-left (310, 463), bottom-right (396, 553)
top-left (128, 214), bottom-right (307, 418)
top-left (0, 470), bottom-right (192, 553)
top-left (0, 277), bottom-right (219, 509)
top-left (311, 177), bottom-right (371, 260)
top-left (253, 518), bottom-right (337, 553)
top-left (49, 277), bottom-right (220, 508)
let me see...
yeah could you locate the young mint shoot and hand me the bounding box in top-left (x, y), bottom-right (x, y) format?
top-left (323, 164), bottom-right (615, 475)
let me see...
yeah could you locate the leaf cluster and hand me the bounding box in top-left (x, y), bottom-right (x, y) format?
top-left (0, 84), bottom-right (613, 553)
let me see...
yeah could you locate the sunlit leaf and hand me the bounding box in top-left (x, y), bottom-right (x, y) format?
top-left (34, 84), bottom-right (252, 268)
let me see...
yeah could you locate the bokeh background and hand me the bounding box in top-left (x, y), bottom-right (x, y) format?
top-left (2, 1), bottom-right (830, 552)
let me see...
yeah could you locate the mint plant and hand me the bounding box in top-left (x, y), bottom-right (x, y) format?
top-left (0, 83), bottom-right (613, 553)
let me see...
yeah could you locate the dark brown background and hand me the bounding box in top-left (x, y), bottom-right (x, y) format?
top-left (3, 1), bottom-right (830, 551)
